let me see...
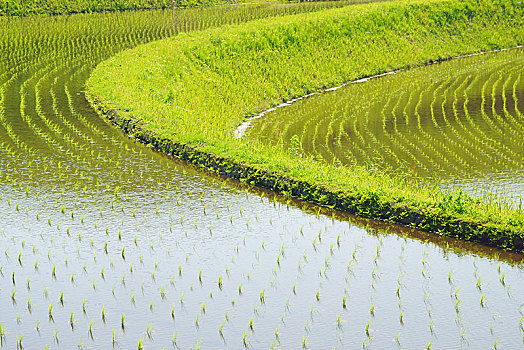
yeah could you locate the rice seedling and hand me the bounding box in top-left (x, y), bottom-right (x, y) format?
top-left (48, 304), bottom-right (54, 320)
top-left (243, 330), bottom-right (249, 348)
top-left (365, 319), bottom-right (371, 336)
top-left (480, 294), bottom-right (487, 308)
top-left (111, 328), bottom-right (117, 346)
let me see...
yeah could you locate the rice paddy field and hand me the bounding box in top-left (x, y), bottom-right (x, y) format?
top-left (247, 47), bottom-right (524, 201)
top-left (0, 0), bottom-right (227, 16)
top-left (87, 0), bottom-right (524, 247)
top-left (1, 0), bottom-right (524, 349)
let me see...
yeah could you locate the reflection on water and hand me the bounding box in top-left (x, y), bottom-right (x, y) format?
top-left (0, 5), bottom-right (523, 350)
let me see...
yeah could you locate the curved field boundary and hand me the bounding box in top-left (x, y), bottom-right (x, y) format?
top-left (88, 0), bottom-right (524, 252)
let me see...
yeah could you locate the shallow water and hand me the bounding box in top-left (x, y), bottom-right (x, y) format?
top-left (0, 5), bottom-right (523, 350)
top-left (248, 48), bottom-right (524, 201)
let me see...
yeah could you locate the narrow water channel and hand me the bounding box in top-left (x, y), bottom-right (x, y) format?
top-left (0, 4), bottom-right (523, 349)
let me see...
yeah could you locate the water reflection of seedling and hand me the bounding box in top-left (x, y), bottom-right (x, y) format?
top-left (336, 314), bottom-right (344, 329)
top-left (460, 327), bottom-right (467, 341)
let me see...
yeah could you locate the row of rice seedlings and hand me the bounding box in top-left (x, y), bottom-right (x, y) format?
top-left (462, 64), bottom-right (523, 167)
top-left (489, 68), bottom-right (524, 142)
top-left (411, 79), bottom-right (467, 174)
top-left (480, 66), bottom-right (524, 146)
top-left (426, 75), bottom-right (485, 173)
top-left (439, 59), bottom-right (512, 171)
top-left (438, 71), bottom-right (499, 171)
top-left (248, 47), bottom-right (524, 186)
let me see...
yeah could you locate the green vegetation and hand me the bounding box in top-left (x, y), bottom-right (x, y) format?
top-left (0, 0), bottom-right (243, 16)
top-left (88, 0), bottom-right (524, 251)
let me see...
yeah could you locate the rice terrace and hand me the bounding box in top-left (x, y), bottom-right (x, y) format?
top-left (1, 0), bottom-right (524, 348)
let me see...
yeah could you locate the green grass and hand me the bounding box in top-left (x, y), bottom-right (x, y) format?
top-left (88, 0), bottom-right (524, 251)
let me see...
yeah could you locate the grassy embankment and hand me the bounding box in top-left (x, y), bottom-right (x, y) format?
top-left (0, 0), bottom-right (259, 16)
top-left (88, 0), bottom-right (524, 251)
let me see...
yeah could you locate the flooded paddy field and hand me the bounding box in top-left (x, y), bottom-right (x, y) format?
top-left (248, 48), bottom-right (524, 201)
top-left (0, 2), bottom-right (523, 349)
